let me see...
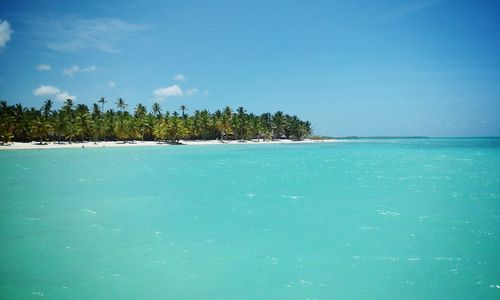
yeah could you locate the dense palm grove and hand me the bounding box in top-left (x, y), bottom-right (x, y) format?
top-left (0, 98), bottom-right (313, 144)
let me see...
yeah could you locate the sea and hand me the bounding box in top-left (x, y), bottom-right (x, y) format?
top-left (0, 138), bottom-right (499, 299)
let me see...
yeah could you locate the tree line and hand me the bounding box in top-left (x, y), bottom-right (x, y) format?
top-left (0, 98), bottom-right (313, 144)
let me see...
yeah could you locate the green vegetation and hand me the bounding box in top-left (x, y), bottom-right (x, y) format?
top-left (0, 98), bottom-right (312, 144)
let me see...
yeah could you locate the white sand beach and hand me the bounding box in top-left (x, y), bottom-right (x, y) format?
top-left (0, 139), bottom-right (336, 150)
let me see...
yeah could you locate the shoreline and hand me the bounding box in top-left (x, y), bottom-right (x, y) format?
top-left (0, 139), bottom-right (336, 151)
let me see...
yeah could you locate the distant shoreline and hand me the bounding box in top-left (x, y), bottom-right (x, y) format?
top-left (0, 139), bottom-right (336, 151)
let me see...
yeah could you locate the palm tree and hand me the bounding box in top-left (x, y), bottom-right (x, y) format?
top-left (113, 98), bottom-right (130, 142)
top-left (102, 110), bottom-right (115, 141)
top-left (260, 113), bottom-right (273, 141)
top-left (89, 119), bottom-right (100, 144)
top-left (249, 113), bottom-right (262, 140)
top-left (62, 99), bottom-right (75, 143)
top-left (180, 105), bottom-right (188, 119)
top-left (153, 119), bottom-right (167, 142)
top-left (98, 97), bottom-right (106, 114)
top-left (303, 121), bottom-right (313, 137)
top-left (96, 98), bottom-right (106, 141)
top-left (212, 110), bottom-right (222, 139)
top-left (0, 99), bottom-right (313, 143)
top-left (42, 99), bottom-right (53, 119)
top-left (52, 111), bottom-right (66, 143)
top-left (0, 101), bottom-right (15, 144)
top-left (134, 104), bottom-right (147, 141)
top-left (167, 114), bottom-right (188, 144)
top-left (152, 102), bottom-right (162, 118)
top-left (11, 104), bottom-right (27, 141)
top-left (92, 103), bottom-right (101, 118)
top-left (134, 103), bottom-right (147, 118)
top-left (289, 115), bottom-right (301, 140)
top-left (114, 115), bottom-right (134, 143)
top-left (220, 106), bottom-right (233, 141)
top-left (115, 97), bottom-right (127, 113)
top-left (191, 110), bottom-right (201, 139)
top-left (31, 117), bottom-right (53, 144)
top-left (272, 111), bottom-right (286, 139)
top-left (63, 99), bottom-right (74, 112)
top-left (235, 106), bottom-right (247, 140)
top-left (143, 114), bottom-right (156, 141)
top-left (75, 104), bottom-right (91, 142)
top-left (199, 110), bottom-right (211, 140)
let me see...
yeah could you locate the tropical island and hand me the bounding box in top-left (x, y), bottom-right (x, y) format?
top-left (0, 98), bottom-right (314, 147)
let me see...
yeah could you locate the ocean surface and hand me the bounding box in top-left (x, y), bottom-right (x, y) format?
top-left (1, 138), bottom-right (499, 299)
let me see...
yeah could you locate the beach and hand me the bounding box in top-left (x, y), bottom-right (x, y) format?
top-left (0, 138), bottom-right (336, 150)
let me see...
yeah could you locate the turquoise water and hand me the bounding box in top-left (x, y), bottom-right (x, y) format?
top-left (1, 139), bottom-right (499, 299)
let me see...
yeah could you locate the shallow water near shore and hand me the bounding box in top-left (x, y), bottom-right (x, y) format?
top-left (1, 138), bottom-right (499, 299)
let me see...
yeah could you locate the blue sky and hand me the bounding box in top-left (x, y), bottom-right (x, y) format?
top-left (0, 0), bottom-right (499, 136)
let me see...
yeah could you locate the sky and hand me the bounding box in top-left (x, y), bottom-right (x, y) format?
top-left (0, 0), bottom-right (499, 137)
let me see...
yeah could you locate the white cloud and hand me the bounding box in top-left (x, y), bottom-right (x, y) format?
top-left (0, 20), bottom-right (13, 49)
top-left (173, 74), bottom-right (186, 81)
top-left (55, 91), bottom-right (76, 101)
top-left (153, 84), bottom-right (200, 101)
top-left (37, 64), bottom-right (52, 71)
top-left (63, 66), bottom-right (79, 77)
top-left (108, 81), bottom-right (116, 88)
top-left (185, 88), bottom-right (198, 97)
top-left (203, 90), bottom-right (209, 96)
top-left (34, 17), bottom-right (149, 53)
top-left (153, 84), bottom-right (183, 100)
top-left (62, 65), bottom-right (96, 77)
top-left (82, 65), bottom-right (96, 72)
top-left (33, 85), bottom-right (60, 96)
top-left (32, 85), bottom-right (76, 101)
